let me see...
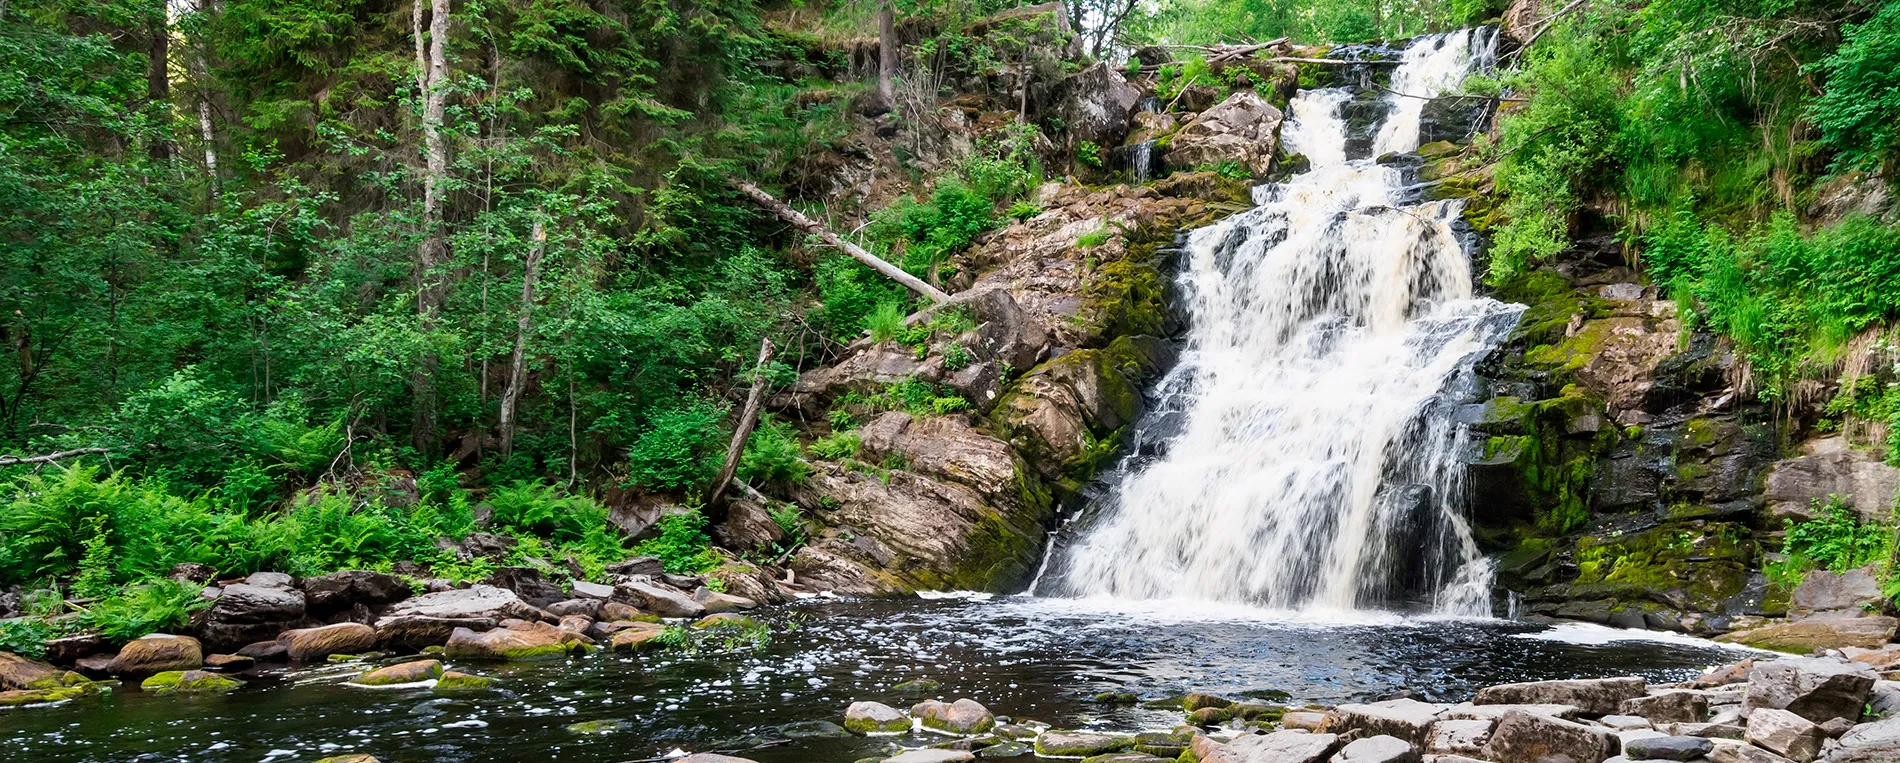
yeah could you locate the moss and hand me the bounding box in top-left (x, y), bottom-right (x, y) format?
top-left (1037, 733), bottom-right (1135, 756)
top-left (1570, 522), bottom-right (1753, 610)
top-left (142, 670), bottom-right (242, 695)
top-left (497, 643), bottom-right (571, 661)
top-left (432, 671), bottom-right (492, 693)
top-left (844, 715), bottom-right (911, 734)
top-left (1079, 259), bottom-right (1168, 341)
top-left (567, 719), bottom-right (632, 734)
top-left (0, 684), bottom-right (97, 706)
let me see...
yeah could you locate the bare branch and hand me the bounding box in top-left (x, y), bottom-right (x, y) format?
top-left (0, 447), bottom-right (109, 466)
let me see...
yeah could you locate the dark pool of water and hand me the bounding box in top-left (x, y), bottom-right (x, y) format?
top-left (1, 595), bottom-right (1759, 763)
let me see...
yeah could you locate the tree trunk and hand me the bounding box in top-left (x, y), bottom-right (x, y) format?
top-left (497, 218), bottom-right (545, 458)
top-left (147, 2), bottom-right (172, 161)
top-left (732, 180), bottom-right (950, 303)
top-left (705, 337), bottom-right (776, 517)
top-left (877, 1), bottom-right (896, 107)
top-left (411, 0), bottom-right (452, 457)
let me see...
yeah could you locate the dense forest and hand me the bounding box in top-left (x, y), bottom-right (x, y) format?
top-left (4, 0), bottom-right (1900, 651)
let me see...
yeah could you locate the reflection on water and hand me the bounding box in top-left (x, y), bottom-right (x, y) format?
top-left (1, 596), bottom-right (1757, 763)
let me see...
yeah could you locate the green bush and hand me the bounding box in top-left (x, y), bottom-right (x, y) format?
top-left (633, 512), bottom-right (720, 574)
top-left (866, 301), bottom-right (907, 342)
top-left (488, 481), bottom-right (611, 546)
top-left (809, 430), bottom-right (861, 460)
top-left (0, 618), bottom-right (54, 659)
top-left (738, 415), bottom-right (809, 486)
top-left (626, 399), bottom-right (728, 493)
top-left (1768, 499), bottom-right (1895, 589)
top-left (1811, 1), bottom-right (1900, 172)
top-left (82, 579), bottom-right (213, 643)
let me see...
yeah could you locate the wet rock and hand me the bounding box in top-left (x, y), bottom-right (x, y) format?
top-left (1763, 440), bottom-right (1900, 523)
top-left (0, 651), bottom-right (74, 690)
top-left (1200, 730), bottom-right (1341, 763)
top-left (1438, 702), bottom-right (1583, 721)
top-left (1162, 91), bottom-right (1284, 177)
top-left (432, 671), bottom-right (491, 693)
top-left (279, 623), bottom-right (377, 662)
top-left (883, 751), bottom-right (975, 763)
top-left (914, 698), bottom-right (995, 734)
top-left (1425, 719), bottom-right (1493, 755)
top-left (567, 719), bottom-right (632, 735)
top-left (350, 659), bottom-right (443, 686)
top-left (1474, 677), bottom-right (1647, 715)
top-left (1744, 658), bottom-right (1877, 723)
top-left (107, 634), bottom-right (203, 676)
top-left (42, 633), bottom-right (109, 664)
top-left (1331, 735), bottom-right (1419, 763)
top-left (443, 620), bottom-right (586, 661)
top-left (1037, 731), bottom-right (1134, 757)
top-left (141, 669), bottom-right (242, 695)
top-left (1624, 734), bottom-right (1714, 761)
top-left (202, 583), bottom-right (306, 648)
top-left (691, 588), bottom-right (758, 614)
top-left (1184, 692), bottom-right (1233, 711)
top-left (1623, 690), bottom-right (1711, 723)
top-left (1744, 708), bottom-right (1825, 762)
top-left (1328, 698), bottom-right (1445, 744)
top-left (897, 678), bottom-right (945, 694)
top-left (310, 756), bottom-right (380, 763)
top-left (1131, 730), bottom-right (1193, 757)
top-left (201, 653), bottom-right (253, 671)
top-left (301, 570), bottom-right (410, 615)
top-left (609, 623), bottom-right (667, 651)
top-left (234, 640), bottom-right (289, 661)
top-left (1480, 710), bottom-right (1618, 763)
top-left (1187, 706), bottom-right (1232, 725)
top-left (1058, 62), bottom-right (1142, 149)
top-left (545, 599), bottom-right (601, 618)
top-left (616, 579), bottom-right (706, 618)
top-left (1723, 616), bottom-right (1900, 653)
top-left (846, 700), bottom-right (911, 734)
top-left (976, 741), bottom-right (1031, 758)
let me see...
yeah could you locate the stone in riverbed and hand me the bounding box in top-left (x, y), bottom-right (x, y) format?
top-left (845, 700), bottom-right (911, 734)
top-left (1282, 710), bottom-right (1330, 730)
top-left (975, 741), bottom-right (1031, 758)
top-left (431, 671), bottom-right (491, 693)
top-left (567, 719), bottom-right (631, 734)
top-left (350, 659), bottom-right (443, 686)
top-left (1187, 706), bottom-right (1232, 725)
top-left (1744, 708), bottom-right (1825, 762)
top-left (201, 582), bottom-right (306, 648)
top-left (107, 633), bottom-right (203, 676)
top-left (1622, 734), bottom-right (1714, 761)
top-left (692, 612), bottom-right (761, 630)
top-left (1479, 710), bottom-right (1618, 763)
top-left (279, 622), bottom-right (376, 662)
top-left (1131, 730), bottom-right (1194, 757)
top-left (895, 678), bottom-right (943, 694)
top-left (1183, 692), bottom-right (1233, 711)
top-left (679, 755), bottom-right (763, 763)
top-left (779, 720), bottom-right (848, 738)
top-left (202, 654), bottom-right (253, 671)
top-left (1036, 731), bottom-right (1135, 757)
top-left (1327, 698), bottom-right (1444, 744)
top-left (443, 621), bottom-right (585, 661)
top-left (1826, 715), bottom-right (1900, 762)
top-left (609, 623), bottom-right (667, 651)
top-left (1744, 657), bottom-right (1877, 724)
top-left (1437, 702), bottom-right (1582, 721)
top-left (141, 669), bottom-right (242, 695)
top-left (1473, 676), bottom-right (1646, 715)
top-left (882, 751), bottom-right (975, 763)
top-left (1330, 735), bottom-right (1419, 763)
top-left (1077, 755), bottom-right (1166, 763)
top-left (234, 640), bottom-right (289, 662)
top-left (311, 757), bottom-right (381, 763)
top-left (1622, 689), bottom-right (1709, 723)
top-left (0, 651), bottom-right (77, 690)
top-left (691, 587), bottom-right (757, 614)
top-left (1200, 730), bottom-right (1341, 763)
top-left (0, 684), bottom-right (96, 706)
top-left (1425, 719), bottom-right (1492, 755)
top-left (914, 698), bottom-right (994, 734)
top-left (615, 579), bottom-right (706, 618)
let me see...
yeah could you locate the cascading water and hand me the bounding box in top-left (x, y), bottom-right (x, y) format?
top-left (1042, 30), bottom-right (1521, 616)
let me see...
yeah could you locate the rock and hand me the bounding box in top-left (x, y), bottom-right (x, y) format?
top-left (1474, 677), bottom-right (1647, 715)
top-left (546, 599), bottom-right (601, 618)
top-left (372, 585), bottom-right (544, 648)
top-left (1825, 715), bottom-right (1900, 762)
top-left (1328, 698), bottom-right (1445, 744)
top-left (897, 679), bottom-right (944, 694)
top-left (709, 497), bottom-right (787, 552)
top-left (778, 719), bottom-right (848, 739)
top-left (432, 671), bottom-right (491, 693)
top-left (1331, 735), bottom-right (1419, 763)
top-left (609, 623), bottom-right (667, 651)
top-left (692, 612), bottom-right (759, 630)
top-left (201, 653), bottom-right (252, 671)
top-left (1037, 731), bottom-right (1135, 757)
top-left (1184, 692), bottom-right (1234, 710)
top-left (1284, 710), bottom-right (1331, 730)
top-left (1624, 690), bottom-right (1711, 723)
top-left (616, 579), bottom-right (706, 618)
top-left (1745, 708), bottom-right (1825, 762)
top-left (569, 580), bottom-right (615, 599)
top-left (679, 755), bottom-right (763, 763)
top-left (1162, 91), bottom-right (1284, 177)
top-left (846, 700), bottom-right (911, 734)
top-left (245, 571), bottom-right (294, 588)
top-left (599, 601), bottom-right (651, 622)
top-left (1707, 738), bottom-right (1795, 762)
top-left (1059, 62), bottom-right (1142, 149)
top-left (350, 659), bottom-right (444, 686)
top-left (567, 719), bottom-right (632, 735)
top-left (1438, 702), bottom-right (1583, 721)
top-left (1623, 735), bottom-right (1714, 761)
top-left (234, 640), bottom-right (288, 661)
top-left (278, 623), bottom-right (377, 662)
top-left (443, 621), bottom-right (585, 661)
top-left (1792, 567), bottom-right (1887, 617)
top-left (1480, 710), bottom-right (1619, 763)
top-left (310, 756), bottom-right (380, 763)
top-left (0, 651), bottom-right (72, 690)
top-left (202, 583), bottom-right (306, 648)
top-left (1425, 719), bottom-right (1493, 755)
top-left (1763, 440), bottom-right (1900, 523)
top-left (1601, 715), bottom-right (1653, 730)
top-left (1722, 617), bottom-right (1900, 653)
top-left (914, 698), bottom-right (995, 734)
top-left (691, 588), bottom-right (758, 614)
top-left (976, 741), bottom-right (1031, 758)
top-left (141, 669), bottom-right (242, 695)
top-left (1744, 658), bottom-right (1877, 723)
top-left (1201, 730), bottom-right (1341, 763)
top-left (42, 633), bottom-right (108, 664)
top-left (883, 751), bottom-right (975, 763)
top-left (483, 566), bottom-right (566, 606)
top-left (107, 634), bottom-right (203, 676)
top-left (1691, 661), bottom-right (1757, 688)
top-left (300, 570), bottom-right (410, 615)
top-left (169, 562), bottom-right (217, 583)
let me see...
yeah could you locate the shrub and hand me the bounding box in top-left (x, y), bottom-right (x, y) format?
top-left (1767, 498), bottom-right (1895, 590)
top-left (809, 431), bottom-right (861, 460)
top-left (739, 415), bottom-right (809, 486)
top-left (0, 618), bottom-right (54, 659)
top-left (82, 579), bottom-right (213, 643)
top-left (866, 301), bottom-right (907, 342)
top-left (633, 512), bottom-right (720, 574)
top-left (487, 481), bottom-right (611, 546)
top-left (1811, 1), bottom-right (1900, 172)
top-left (626, 399), bottom-right (728, 493)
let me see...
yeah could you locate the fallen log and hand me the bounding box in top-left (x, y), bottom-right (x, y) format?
top-left (705, 337), bottom-right (777, 516)
top-left (0, 447), bottom-right (110, 466)
top-left (734, 179), bottom-right (951, 303)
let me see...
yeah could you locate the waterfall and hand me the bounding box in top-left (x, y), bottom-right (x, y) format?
top-left (1042, 31), bottom-right (1520, 616)
top-left (1130, 140), bottom-right (1155, 184)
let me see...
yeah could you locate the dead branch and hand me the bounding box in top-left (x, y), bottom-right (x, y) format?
top-left (0, 447), bottom-right (109, 466)
top-left (734, 180), bottom-right (950, 303)
top-left (705, 337), bottom-right (777, 515)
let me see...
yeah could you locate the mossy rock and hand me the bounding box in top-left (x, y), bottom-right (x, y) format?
top-left (842, 715), bottom-right (910, 734)
top-left (432, 671), bottom-right (492, 693)
top-left (692, 613), bottom-right (762, 630)
top-left (1082, 754), bottom-right (1169, 763)
top-left (1230, 703), bottom-right (1283, 721)
top-left (1092, 691), bottom-right (1139, 704)
top-left (1181, 692), bottom-right (1232, 711)
top-left (566, 719), bottom-right (631, 735)
top-left (311, 756), bottom-right (381, 763)
top-left (1133, 729), bottom-right (1194, 757)
top-left (1186, 706), bottom-right (1232, 725)
top-left (142, 669), bottom-right (242, 695)
top-left (1569, 521), bottom-right (1753, 611)
top-left (895, 678), bottom-right (943, 694)
top-left (0, 684), bottom-right (98, 706)
top-left (1036, 731), bottom-right (1135, 757)
top-left (350, 659), bottom-right (444, 686)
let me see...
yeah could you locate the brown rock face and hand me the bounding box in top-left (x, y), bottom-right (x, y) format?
top-left (1058, 62), bottom-right (1142, 149)
top-left (1764, 439), bottom-right (1900, 523)
top-left (1479, 710), bottom-right (1618, 763)
top-left (0, 652), bottom-right (70, 690)
top-left (1721, 616), bottom-right (1900, 653)
top-left (443, 620), bottom-right (588, 661)
top-left (1744, 657), bottom-right (1878, 724)
top-left (279, 623), bottom-right (377, 662)
top-left (106, 634), bottom-right (204, 676)
top-left (1473, 677), bottom-right (1647, 716)
top-left (1162, 91), bottom-right (1285, 177)
top-left (1744, 707), bottom-right (1826, 762)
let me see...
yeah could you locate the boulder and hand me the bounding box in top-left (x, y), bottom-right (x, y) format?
top-left (0, 651), bottom-right (72, 690)
top-left (1707, 738), bottom-right (1796, 762)
top-left (569, 580), bottom-right (615, 600)
top-left (1438, 702), bottom-right (1582, 721)
top-left (1328, 698), bottom-right (1444, 744)
top-left (483, 567), bottom-right (566, 606)
top-left (1162, 91), bottom-right (1285, 177)
top-left (1036, 731), bottom-right (1135, 757)
top-left (1480, 710), bottom-right (1618, 763)
top-left (234, 640), bottom-right (289, 661)
top-left (1791, 567), bottom-right (1887, 617)
top-left (615, 579), bottom-right (706, 618)
top-left (691, 588), bottom-right (758, 614)
top-left (372, 585), bottom-right (544, 648)
top-left (609, 623), bottom-right (667, 651)
top-left (883, 751), bottom-right (975, 763)
top-left (42, 633), bottom-right (109, 664)
top-left (846, 700), bottom-right (911, 734)
top-left (606, 556), bottom-right (666, 577)
top-left (1283, 710), bottom-right (1331, 730)
top-left (1332, 735), bottom-right (1419, 763)
top-left (1474, 677), bottom-right (1647, 715)
top-left (372, 615), bottom-right (496, 650)
top-left (432, 671), bottom-right (491, 693)
top-left (913, 698), bottom-right (995, 734)
top-left (1744, 658), bottom-right (1877, 723)
top-left (546, 599), bottom-right (601, 618)
top-left (350, 659), bottom-right (444, 686)
top-left (443, 621), bottom-right (586, 661)
top-left (202, 653), bottom-right (253, 671)
top-left (1623, 735), bottom-right (1714, 761)
top-left (201, 583), bottom-right (306, 648)
top-left (279, 623), bottom-right (377, 662)
top-left (1763, 440), bottom-right (1900, 523)
top-left (245, 571), bottom-right (294, 589)
top-left (1425, 719), bottom-right (1492, 755)
top-left (1826, 715), bottom-right (1900, 762)
top-left (141, 669), bottom-right (242, 695)
top-left (107, 634), bottom-right (203, 676)
top-left (300, 570), bottom-right (410, 615)
top-left (1744, 708), bottom-right (1824, 762)
top-left (1623, 690), bottom-right (1710, 723)
top-left (1722, 617), bottom-right (1900, 653)
top-left (1059, 62), bottom-right (1142, 149)
top-left (1201, 730), bottom-right (1341, 763)
top-left (710, 498), bottom-right (786, 552)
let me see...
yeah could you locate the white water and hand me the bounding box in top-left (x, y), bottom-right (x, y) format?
top-left (1053, 31), bottom-right (1520, 616)
top-left (1373, 27), bottom-right (1496, 155)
